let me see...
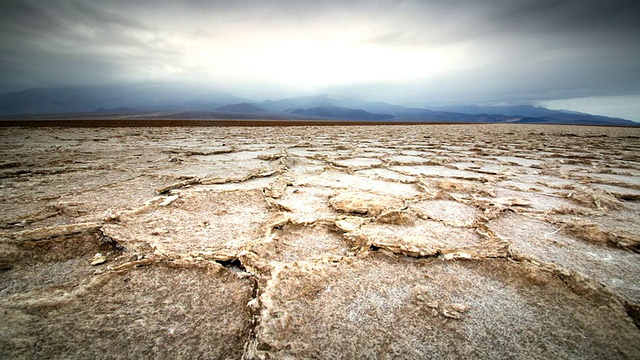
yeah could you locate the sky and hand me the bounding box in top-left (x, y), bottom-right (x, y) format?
top-left (1, 0), bottom-right (639, 120)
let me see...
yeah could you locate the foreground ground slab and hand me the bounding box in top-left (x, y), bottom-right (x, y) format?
top-left (254, 255), bottom-right (639, 359)
top-left (1, 124), bottom-right (639, 359)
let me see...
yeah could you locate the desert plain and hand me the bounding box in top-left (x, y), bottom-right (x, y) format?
top-left (1, 123), bottom-right (639, 359)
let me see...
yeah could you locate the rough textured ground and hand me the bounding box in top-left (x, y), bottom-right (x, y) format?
top-left (1, 124), bottom-right (639, 359)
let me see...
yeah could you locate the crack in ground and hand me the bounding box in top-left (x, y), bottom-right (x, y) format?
top-left (156, 168), bottom-right (285, 194)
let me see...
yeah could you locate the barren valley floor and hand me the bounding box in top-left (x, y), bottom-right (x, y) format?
top-left (1, 124), bottom-right (639, 359)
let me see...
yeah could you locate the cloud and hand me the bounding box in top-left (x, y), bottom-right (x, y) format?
top-left (0, 0), bottom-right (183, 90)
top-left (0, 0), bottom-right (639, 119)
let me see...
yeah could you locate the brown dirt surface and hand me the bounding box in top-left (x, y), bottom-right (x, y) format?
top-left (1, 123), bottom-right (639, 359)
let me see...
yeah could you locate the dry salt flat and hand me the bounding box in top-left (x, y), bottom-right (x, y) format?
top-left (1, 124), bottom-right (639, 359)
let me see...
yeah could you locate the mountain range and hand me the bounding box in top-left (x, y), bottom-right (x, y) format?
top-left (0, 85), bottom-right (636, 126)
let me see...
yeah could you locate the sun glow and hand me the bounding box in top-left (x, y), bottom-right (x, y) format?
top-left (180, 35), bottom-right (465, 90)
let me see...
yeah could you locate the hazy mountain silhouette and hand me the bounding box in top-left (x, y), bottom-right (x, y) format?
top-left (214, 102), bottom-right (265, 112)
top-left (0, 86), bottom-right (636, 125)
top-left (290, 106), bottom-right (394, 121)
top-left (433, 104), bottom-right (633, 125)
top-left (0, 85), bottom-right (247, 114)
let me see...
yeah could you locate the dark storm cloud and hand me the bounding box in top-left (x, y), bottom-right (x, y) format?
top-left (352, 0), bottom-right (640, 105)
top-left (496, 0), bottom-right (640, 35)
top-left (363, 0), bottom-right (640, 50)
top-left (0, 1), bottom-right (155, 48)
top-left (0, 0), bottom-right (173, 90)
top-left (0, 0), bottom-right (639, 118)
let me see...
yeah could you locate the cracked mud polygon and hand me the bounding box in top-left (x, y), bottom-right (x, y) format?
top-left (1, 124), bottom-right (639, 359)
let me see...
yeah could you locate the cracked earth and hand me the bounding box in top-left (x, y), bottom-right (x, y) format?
top-left (1, 124), bottom-right (640, 359)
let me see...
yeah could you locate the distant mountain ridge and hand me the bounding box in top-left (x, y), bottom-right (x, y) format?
top-left (432, 104), bottom-right (631, 125)
top-left (0, 85), bottom-right (247, 114)
top-left (0, 86), bottom-right (636, 125)
top-left (214, 102), bottom-right (265, 113)
top-left (291, 106), bottom-right (393, 121)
